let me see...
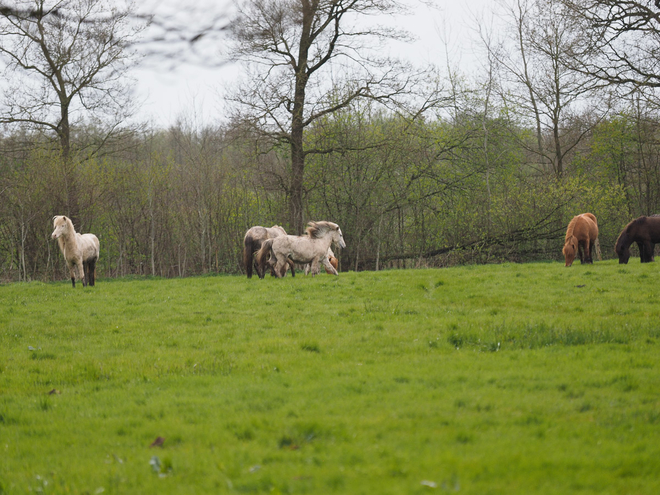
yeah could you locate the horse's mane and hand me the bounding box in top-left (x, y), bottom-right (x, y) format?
top-left (306, 221), bottom-right (337, 239)
top-left (615, 216), bottom-right (645, 251)
top-left (564, 216), bottom-right (580, 243)
top-left (54, 215), bottom-right (76, 236)
top-left (64, 216), bottom-right (75, 232)
top-left (615, 228), bottom-right (627, 252)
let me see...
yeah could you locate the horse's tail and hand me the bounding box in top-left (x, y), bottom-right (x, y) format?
top-left (243, 235), bottom-right (255, 278)
top-left (594, 237), bottom-right (602, 261)
top-left (255, 239), bottom-right (273, 280)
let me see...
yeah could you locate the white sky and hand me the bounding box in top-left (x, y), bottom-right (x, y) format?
top-left (132, 0), bottom-right (493, 127)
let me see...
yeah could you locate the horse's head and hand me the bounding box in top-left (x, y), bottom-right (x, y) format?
top-left (615, 230), bottom-right (630, 264)
top-left (334, 226), bottom-right (346, 249)
top-left (51, 215), bottom-right (71, 240)
top-left (307, 221), bottom-right (346, 249)
top-left (562, 236), bottom-right (577, 267)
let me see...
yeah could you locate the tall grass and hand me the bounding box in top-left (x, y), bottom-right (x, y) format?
top-left (1, 261), bottom-right (660, 494)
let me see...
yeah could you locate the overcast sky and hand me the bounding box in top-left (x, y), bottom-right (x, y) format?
top-left (132, 0), bottom-right (493, 127)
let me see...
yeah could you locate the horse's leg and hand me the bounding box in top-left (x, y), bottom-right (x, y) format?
top-left (77, 259), bottom-right (87, 287)
top-left (254, 258), bottom-right (263, 279)
top-left (68, 260), bottom-right (76, 288)
top-left (580, 240), bottom-right (590, 263)
top-left (642, 241), bottom-right (654, 262)
top-left (321, 256), bottom-right (338, 275)
top-left (88, 258), bottom-right (97, 286)
top-left (637, 242), bottom-right (645, 262)
top-left (310, 257), bottom-right (321, 276)
top-left (577, 241), bottom-right (585, 264)
top-left (585, 239), bottom-right (592, 264)
top-left (83, 260), bottom-right (89, 286)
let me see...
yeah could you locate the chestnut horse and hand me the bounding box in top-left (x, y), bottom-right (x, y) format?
top-left (562, 213), bottom-right (600, 267)
top-left (615, 216), bottom-right (660, 264)
top-left (242, 225), bottom-right (293, 278)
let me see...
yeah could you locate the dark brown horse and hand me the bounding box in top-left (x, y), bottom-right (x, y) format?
top-left (615, 216), bottom-right (660, 264)
top-left (243, 225), bottom-right (294, 278)
top-left (562, 213), bottom-right (600, 267)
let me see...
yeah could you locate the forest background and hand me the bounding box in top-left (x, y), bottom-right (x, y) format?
top-left (1, 0), bottom-right (659, 282)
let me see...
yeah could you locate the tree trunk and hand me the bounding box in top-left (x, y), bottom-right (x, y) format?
top-left (287, 0), bottom-right (313, 235)
top-left (290, 129), bottom-right (305, 235)
top-left (553, 118), bottom-right (563, 178)
top-left (59, 100), bottom-right (80, 225)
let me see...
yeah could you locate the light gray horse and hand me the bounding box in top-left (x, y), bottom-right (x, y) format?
top-left (256, 221), bottom-right (346, 278)
top-left (51, 215), bottom-right (100, 287)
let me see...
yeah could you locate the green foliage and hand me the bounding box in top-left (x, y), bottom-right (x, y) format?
top-left (1, 263), bottom-right (660, 493)
top-left (1, 103), bottom-right (659, 280)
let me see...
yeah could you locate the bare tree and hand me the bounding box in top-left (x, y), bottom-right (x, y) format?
top-left (484, 0), bottom-right (605, 178)
top-left (0, 0), bottom-right (144, 160)
top-left (561, 0), bottom-right (660, 91)
top-left (226, 0), bottom-right (426, 233)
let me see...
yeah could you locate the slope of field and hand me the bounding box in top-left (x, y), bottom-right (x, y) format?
top-left (1, 261), bottom-right (659, 494)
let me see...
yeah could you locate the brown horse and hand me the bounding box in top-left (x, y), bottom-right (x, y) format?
top-left (243, 225), bottom-right (294, 278)
top-left (562, 213), bottom-right (600, 267)
top-left (615, 216), bottom-right (660, 264)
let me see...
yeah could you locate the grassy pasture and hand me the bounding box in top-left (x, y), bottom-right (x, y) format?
top-left (1, 261), bottom-right (660, 494)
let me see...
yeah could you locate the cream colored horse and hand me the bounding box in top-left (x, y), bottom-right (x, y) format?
top-left (257, 221), bottom-right (346, 278)
top-left (51, 215), bottom-right (100, 287)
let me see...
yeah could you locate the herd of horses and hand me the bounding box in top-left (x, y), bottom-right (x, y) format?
top-left (563, 213), bottom-right (660, 267)
top-left (49, 216), bottom-right (346, 287)
top-left (243, 221), bottom-right (345, 279)
top-left (49, 211), bottom-right (660, 288)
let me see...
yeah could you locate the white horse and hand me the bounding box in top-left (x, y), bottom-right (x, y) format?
top-left (257, 221), bottom-right (346, 278)
top-left (242, 225), bottom-right (293, 278)
top-left (51, 215), bottom-right (100, 287)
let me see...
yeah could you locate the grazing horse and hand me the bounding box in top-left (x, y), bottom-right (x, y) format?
top-left (51, 215), bottom-right (100, 287)
top-left (242, 225), bottom-right (293, 278)
top-left (256, 221), bottom-right (346, 278)
top-left (562, 213), bottom-right (600, 267)
top-left (615, 216), bottom-right (660, 264)
top-left (304, 247), bottom-right (339, 275)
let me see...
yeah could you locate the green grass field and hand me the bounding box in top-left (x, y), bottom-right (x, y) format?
top-left (1, 261), bottom-right (660, 494)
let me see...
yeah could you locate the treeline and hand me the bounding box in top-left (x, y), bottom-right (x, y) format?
top-left (3, 0), bottom-right (660, 282)
top-left (2, 97), bottom-right (659, 283)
